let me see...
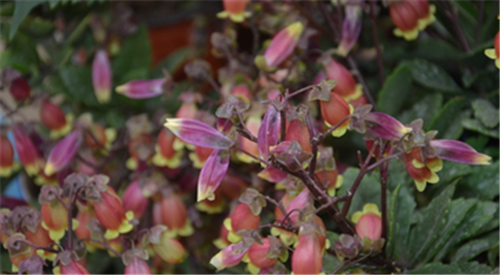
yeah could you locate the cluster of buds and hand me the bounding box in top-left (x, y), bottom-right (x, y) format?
top-left (388, 0), bottom-right (436, 41)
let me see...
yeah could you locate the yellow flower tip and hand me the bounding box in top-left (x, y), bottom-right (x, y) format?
top-left (236, 152), bottom-right (258, 164)
top-left (104, 229), bottom-right (120, 240)
top-left (25, 164), bottom-right (40, 176)
top-left (412, 159), bottom-right (425, 169)
top-left (227, 231), bottom-right (242, 243)
top-left (427, 158), bottom-right (443, 172)
top-left (223, 218), bottom-right (233, 231)
top-left (476, 154), bottom-right (492, 165)
top-left (44, 163), bottom-right (56, 177)
top-left (415, 180), bottom-right (426, 192)
top-left (287, 22), bottom-right (305, 40)
top-left (126, 211), bottom-right (134, 221)
top-left (216, 11), bottom-right (229, 19)
top-left (363, 203), bottom-right (381, 216)
top-left (0, 166), bottom-right (13, 178)
top-left (343, 84), bottom-right (364, 102)
top-left (72, 219), bottom-right (80, 229)
top-left (12, 265), bottom-right (18, 272)
top-left (394, 28), bottom-right (419, 41)
top-left (428, 172), bottom-right (439, 184)
top-left (118, 220), bottom-right (134, 234)
top-left (331, 126), bottom-right (348, 137)
top-left (197, 188), bottom-right (215, 203)
top-left (351, 211), bottom-right (363, 223)
top-left (105, 128), bottom-right (117, 143)
top-left (115, 85), bottom-right (126, 94)
top-left (125, 158), bottom-right (137, 171)
top-left (178, 222), bottom-right (194, 237)
top-left (49, 228), bottom-right (66, 243)
top-left (213, 238), bottom-right (228, 250)
top-left (248, 263), bottom-right (261, 274)
top-left (327, 187), bottom-right (336, 197)
top-left (96, 89), bottom-right (111, 103)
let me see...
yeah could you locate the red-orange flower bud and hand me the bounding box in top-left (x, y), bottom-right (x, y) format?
top-left (92, 187), bottom-right (134, 239)
top-left (217, 0), bottom-right (251, 23)
top-left (160, 193), bottom-right (193, 237)
top-left (285, 119), bottom-right (312, 153)
top-left (124, 257), bottom-right (152, 275)
top-left (40, 100), bottom-right (71, 139)
top-left (323, 59), bottom-right (362, 101)
top-left (319, 92), bottom-right (352, 137)
top-left (9, 77), bottom-right (31, 102)
top-left (292, 230), bottom-right (323, 274)
top-left (225, 203), bottom-right (260, 243)
top-left (247, 238), bottom-right (278, 269)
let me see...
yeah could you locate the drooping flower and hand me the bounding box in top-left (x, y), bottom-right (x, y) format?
top-left (116, 79), bottom-right (166, 99)
top-left (351, 204), bottom-right (382, 241)
top-left (41, 200), bottom-right (71, 243)
top-left (45, 130), bottom-right (82, 176)
top-left (323, 58), bottom-right (363, 102)
top-left (430, 139), bottom-right (491, 165)
top-left (198, 149), bottom-right (230, 202)
top-left (245, 238), bottom-right (282, 274)
top-left (92, 50), bottom-right (112, 103)
top-left (319, 92), bottom-right (353, 137)
top-left (0, 135), bottom-right (17, 177)
top-left (150, 226), bottom-right (186, 264)
top-left (92, 186), bottom-right (135, 239)
top-left (152, 128), bottom-right (183, 168)
top-left (12, 126), bottom-right (43, 176)
top-left (292, 227), bottom-right (323, 274)
top-left (164, 118), bottom-right (233, 149)
top-left (122, 180), bottom-right (149, 220)
top-left (40, 100), bottom-right (73, 139)
top-left (389, 0), bottom-right (436, 41)
top-left (403, 147), bottom-right (442, 192)
top-left (255, 22), bottom-right (304, 71)
top-left (217, 0), bottom-right (251, 23)
top-left (159, 193), bottom-right (193, 237)
top-left (224, 204), bottom-right (260, 243)
top-left (210, 241), bottom-right (250, 271)
top-left (315, 168), bottom-right (343, 197)
top-left (484, 31), bottom-right (499, 69)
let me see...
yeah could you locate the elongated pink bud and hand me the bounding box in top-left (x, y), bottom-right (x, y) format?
top-left (430, 140), bottom-right (491, 165)
top-left (44, 130), bottom-right (82, 176)
top-left (124, 257), bottom-right (152, 275)
top-left (12, 126), bottom-right (42, 176)
top-left (164, 118), bottom-right (233, 149)
top-left (255, 22), bottom-right (304, 71)
top-left (92, 50), bottom-right (112, 103)
top-left (365, 112), bottom-right (412, 141)
top-left (198, 149), bottom-right (230, 202)
top-left (338, 4), bottom-right (362, 57)
top-left (258, 104), bottom-right (281, 161)
top-left (116, 79), bottom-right (165, 99)
top-left (210, 242), bottom-right (250, 271)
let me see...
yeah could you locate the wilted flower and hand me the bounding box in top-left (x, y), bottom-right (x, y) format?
top-left (116, 79), bottom-right (166, 99)
top-left (484, 31), bottom-right (499, 69)
top-left (9, 77), bottom-right (31, 102)
top-left (0, 135), bottom-right (16, 177)
top-left (45, 130), bottom-right (82, 176)
top-left (255, 22), bottom-right (304, 71)
top-left (316, 168), bottom-right (343, 197)
top-left (40, 100), bottom-right (73, 139)
top-left (85, 123), bottom-right (117, 151)
top-left (217, 0), bottom-right (251, 23)
top-left (92, 49), bottom-right (112, 103)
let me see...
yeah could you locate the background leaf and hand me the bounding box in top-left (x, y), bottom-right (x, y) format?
top-left (9, 0), bottom-right (45, 39)
top-left (401, 59), bottom-right (463, 93)
top-left (377, 65), bottom-right (413, 116)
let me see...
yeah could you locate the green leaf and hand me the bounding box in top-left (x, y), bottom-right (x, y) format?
top-left (0, 29), bottom-right (39, 73)
top-left (386, 159), bottom-right (412, 192)
top-left (462, 118), bottom-right (500, 139)
top-left (422, 198), bottom-right (477, 264)
top-left (465, 135), bottom-right (489, 151)
top-left (408, 183), bottom-right (455, 267)
top-left (408, 263), bottom-right (462, 274)
top-left (402, 59), bottom-right (462, 93)
top-left (471, 99), bottom-right (499, 128)
top-left (455, 161), bottom-right (500, 201)
top-left (19, 17), bottom-right (54, 37)
top-left (433, 201), bottom-right (498, 261)
top-left (427, 97), bottom-right (468, 139)
top-left (387, 184), bottom-right (416, 263)
top-left (112, 25), bottom-right (152, 84)
top-left (451, 231), bottom-right (499, 262)
top-left (451, 262), bottom-right (493, 274)
top-left (59, 65), bottom-right (101, 107)
top-left (9, 0), bottom-right (45, 40)
top-left (438, 162), bottom-right (473, 185)
top-left (397, 93), bottom-right (442, 126)
top-left (322, 254), bottom-right (341, 274)
top-left (377, 65), bottom-right (413, 116)
top-left (151, 47), bottom-right (191, 78)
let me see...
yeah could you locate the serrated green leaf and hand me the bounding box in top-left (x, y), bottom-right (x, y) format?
top-left (377, 65), bottom-right (412, 116)
top-left (455, 161), bottom-right (500, 200)
top-left (9, 0), bottom-right (45, 40)
top-left (423, 198), bottom-right (477, 264)
top-left (398, 93), bottom-right (442, 126)
top-left (386, 159), bottom-right (412, 192)
top-left (433, 201), bottom-right (498, 261)
top-left (452, 231), bottom-right (499, 262)
top-left (112, 25), bottom-right (152, 83)
top-left (428, 97), bottom-right (468, 139)
top-left (471, 99), bottom-right (499, 128)
top-left (462, 118), bottom-right (500, 139)
top-left (402, 59), bottom-right (462, 93)
top-left (387, 184), bottom-right (415, 263)
top-left (408, 262), bottom-right (462, 274)
top-left (451, 261), bottom-right (493, 274)
top-left (408, 183), bottom-right (455, 266)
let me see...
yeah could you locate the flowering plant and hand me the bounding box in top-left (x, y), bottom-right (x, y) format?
top-left (0, 0), bottom-right (498, 274)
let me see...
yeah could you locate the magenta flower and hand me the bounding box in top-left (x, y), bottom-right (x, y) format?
top-left (338, 4), bottom-right (362, 57)
top-left (198, 149), bottom-right (230, 202)
top-left (430, 139), bottom-right (491, 165)
top-left (45, 130), bottom-right (82, 176)
top-left (210, 241), bottom-right (250, 271)
top-left (258, 104), bottom-right (281, 161)
top-left (12, 126), bottom-right (42, 176)
top-left (255, 22), bottom-right (304, 71)
top-left (116, 79), bottom-right (165, 99)
top-left (365, 112), bottom-right (412, 141)
top-left (92, 50), bottom-right (112, 103)
top-left (164, 118), bottom-right (233, 149)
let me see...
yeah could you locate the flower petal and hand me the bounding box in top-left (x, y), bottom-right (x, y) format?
top-left (164, 118), bottom-right (233, 149)
top-left (431, 139), bottom-right (491, 165)
top-left (198, 149), bottom-right (230, 202)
